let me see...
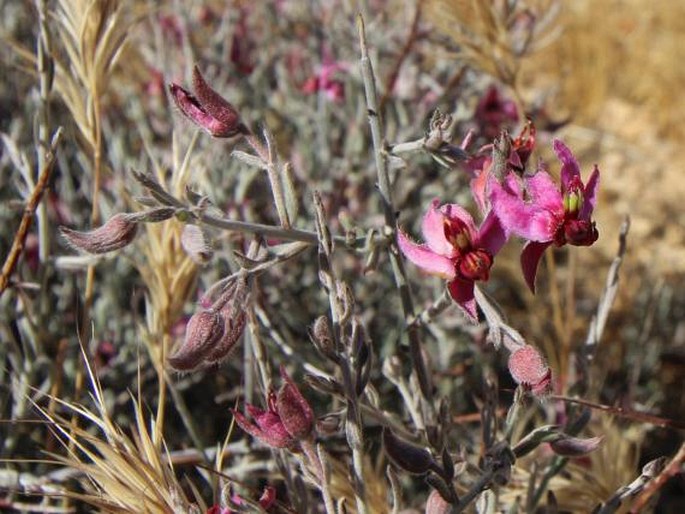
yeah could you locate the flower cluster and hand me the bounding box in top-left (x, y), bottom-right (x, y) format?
top-left (398, 132), bottom-right (599, 311)
top-left (398, 128), bottom-right (600, 395)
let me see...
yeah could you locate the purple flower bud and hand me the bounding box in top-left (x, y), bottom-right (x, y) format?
top-left (168, 310), bottom-right (225, 371)
top-left (59, 213), bottom-right (138, 254)
top-left (383, 428), bottom-right (438, 475)
top-left (550, 435), bottom-right (603, 457)
top-left (169, 66), bottom-right (248, 138)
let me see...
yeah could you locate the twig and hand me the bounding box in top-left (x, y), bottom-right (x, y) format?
top-left (0, 128), bottom-right (62, 297)
top-left (550, 395), bottom-right (685, 430)
top-left (357, 13), bottom-right (433, 404)
top-left (629, 443), bottom-right (685, 513)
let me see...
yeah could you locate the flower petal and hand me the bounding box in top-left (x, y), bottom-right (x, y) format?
top-left (521, 240), bottom-right (551, 293)
top-left (553, 139), bottom-right (581, 189)
top-left (476, 211), bottom-right (508, 256)
top-left (397, 230), bottom-right (456, 279)
top-left (490, 179), bottom-right (558, 242)
top-left (581, 164), bottom-right (600, 220)
top-left (421, 199), bottom-right (457, 257)
top-left (526, 170), bottom-right (563, 214)
top-left (447, 277), bottom-right (477, 322)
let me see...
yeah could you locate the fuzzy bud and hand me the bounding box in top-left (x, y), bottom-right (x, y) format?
top-left (169, 66), bottom-right (248, 138)
top-left (276, 365), bottom-right (315, 440)
top-left (181, 224), bottom-right (214, 264)
top-left (60, 213), bottom-right (138, 254)
top-left (168, 310), bottom-right (225, 371)
top-left (508, 345), bottom-right (552, 396)
top-left (425, 489), bottom-right (453, 514)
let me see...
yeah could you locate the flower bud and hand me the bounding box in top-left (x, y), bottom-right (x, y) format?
top-left (549, 435), bottom-right (603, 457)
top-left (181, 224), bottom-right (214, 264)
top-left (508, 345), bottom-right (552, 396)
top-left (169, 66), bottom-right (248, 138)
top-left (425, 489), bottom-right (453, 514)
top-left (60, 213), bottom-right (138, 254)
top-left (276, 365), bottom-right (314, 440)
top-left (168, 310), bottom-right (225, 371)
top-left (383, 428), bottom-right (438, 475)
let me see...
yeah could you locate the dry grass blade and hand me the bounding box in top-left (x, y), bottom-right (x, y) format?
top-left (31, 344), bottom-right (197, 514)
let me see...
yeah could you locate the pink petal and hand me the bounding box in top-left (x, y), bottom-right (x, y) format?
top-left (447, 278), bottom-right (477, 322)
top-left (521, 241), bottom-right (551, 293)
top-left (397, 230), bottom-right (456, 279)
top-left (581, 165), bottom-right (600, 220)
top-left (526, 170), bottom-right (563, 214)
top-left (476, 211), bottom-right (508, 256)
top-left (421, 199), bottom-right (457, 257)
top-left (490, 180), bottom-right (558, 242)
top-left (553, 139), bottom-right (580, 189)
top-left (440, 203), bottom-right (478, 237)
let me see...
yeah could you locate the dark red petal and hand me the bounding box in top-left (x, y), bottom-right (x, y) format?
top-left (447, 277), bottom-right (477, 322)
top-left (520, 241), bottom-right (551, 294)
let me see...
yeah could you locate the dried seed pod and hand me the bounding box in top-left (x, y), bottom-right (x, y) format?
top-left (60, 213), bottom-right (138, 254)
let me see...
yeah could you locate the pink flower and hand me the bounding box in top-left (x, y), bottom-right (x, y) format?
top-left (169, 66), bottom-right (248, 138)
top-left (302, 60), bottom-right (347, 103)
top-left (490, 139), bottom-right (599, 292)
top-left (232, 366), bottom-right (314, 449)
top-left (398, 200), bottom-right (507, 321)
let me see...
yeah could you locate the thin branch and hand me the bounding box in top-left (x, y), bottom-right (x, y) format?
top-left (0, 128), bottom-right (62, 297)
top-left (357, 13), bottom-right (433, 403)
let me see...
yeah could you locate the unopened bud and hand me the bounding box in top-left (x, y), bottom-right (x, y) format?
top-left (383, 428), bottom-right (438, 475)
top-left (508, 345), bottom-right (552, 396)
top-left (309, 315), bottom-right (336, 358)
top-left (549, 435), bottom-right (603, 457)
top-left (181, 224), bottom-right (214, 264)
top-left (425, 489), bottom-right (453, 514)
top-left (168, 310), bottom-right (225, 371)
top-left (277, 365), bottom-right (314, 440)
top-left (205, 308), bottom-right (246, 363)
top-left (169, 66), bottom-right (247, 138)
top-left (60, 213), bottom-right (138, 254)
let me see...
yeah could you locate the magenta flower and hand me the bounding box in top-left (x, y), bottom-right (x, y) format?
top-left (169, 66), bottom-right (248, 138)
top-left (232, 366), bottom-right (314, 450)
top-left (301, 60), bottom-right (347, 102)
top-left (398, 199), bottom-right (507, 321)
top-left (490, 139), bottom-right (599, 292)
